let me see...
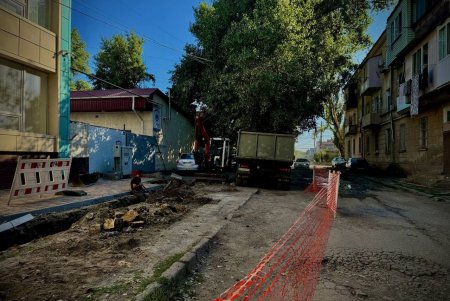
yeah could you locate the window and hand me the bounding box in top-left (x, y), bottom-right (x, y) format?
top-left (395, 12), bottom-right (402, 38)
top-left (399, 124), bottom-right (406, 151)
top-left (447, 24), bottom-right (450, 56)
top-left (347, 140), bottom-right (351, 157)
top-left (366, 136), bottom-right (370, 155)
top-left (423, 43), bottom-right (428, 66)
top-left (0, 0), bottom-right (50, 30)
top-left (447, 110), bottom-right (450, 123)
top-left (0, 0), bottom-right (25, 16)
top-left (385, 89), bottom-right (391, 112)
top-left (415, 0), bottom-right (426, 20)
top-left (28, 0), bottom-right (51, 29)
top-left (390, 22), bottom-right (395, 46)
top-left (375, 134), bottom-right (379, 153)
top-left (353, 139), bottom-right (355, 155)
top-left (413, 49), bottom-right (422, 75)
top-left (0, 58), bottom-right (48, 134)
top-left (420, 117), bottom-right (428, 149)
top-left (438, 24), bottom-right (450, 61)
top-left (385, 128), bottom-right (392, 153)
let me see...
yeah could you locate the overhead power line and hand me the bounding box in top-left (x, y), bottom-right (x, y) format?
top-left (54, 0), bottom-right (213, 65)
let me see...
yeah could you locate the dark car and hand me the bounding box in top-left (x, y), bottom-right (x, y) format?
top-left (346, 157), bottom-right (369, 170)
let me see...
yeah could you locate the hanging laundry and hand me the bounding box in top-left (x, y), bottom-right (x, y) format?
top-left (411, 74), bottom-right (419, 116)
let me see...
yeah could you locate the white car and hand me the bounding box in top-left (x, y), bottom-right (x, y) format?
top-left (176, 153), bottom-right (199, 171)
top-left (292, 158), bottom-right (310, 169)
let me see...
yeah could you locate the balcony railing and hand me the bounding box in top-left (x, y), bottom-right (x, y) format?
top-left (361, 113), bottom-right (381, 128)
top-left (360, 56), bottom-right (382, 96)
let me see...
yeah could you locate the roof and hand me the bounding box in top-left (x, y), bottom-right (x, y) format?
top-left (70, 88), bottom-right (161, 112)
top-left (70, 88), bottom-right (194, 123)
top-left (71, 88), bottom-right (159, 99)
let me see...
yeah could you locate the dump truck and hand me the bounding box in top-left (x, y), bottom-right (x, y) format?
top-left (235, 131), bottom-right (295, 189)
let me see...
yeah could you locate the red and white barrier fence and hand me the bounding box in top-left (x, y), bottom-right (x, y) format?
top-left (214, 169), bottom-right (340, 301)
top-left (8, 157), bottom-right (72, 205)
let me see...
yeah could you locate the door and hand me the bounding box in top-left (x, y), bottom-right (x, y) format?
top-left (444, 132), bottom-right (450, 174)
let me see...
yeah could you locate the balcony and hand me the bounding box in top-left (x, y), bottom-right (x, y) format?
top-left (360, 56), bottom-right (382, 96)
top-left (344, 125), bottom-right (358, 136)
top-left (396, 96), bottom-right (410, 114)
top-left (362, 113), bottom-right (381, 128)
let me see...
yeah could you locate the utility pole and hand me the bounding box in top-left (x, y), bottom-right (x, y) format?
top-left (319, 121), bottom-right (323, 163)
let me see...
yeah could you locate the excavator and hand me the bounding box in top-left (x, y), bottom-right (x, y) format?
top-left (193, 110), bottom-right (233, 171)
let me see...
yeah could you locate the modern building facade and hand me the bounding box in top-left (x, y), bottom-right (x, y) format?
top-left (344, 0), bottom-right (450, 180)
top-left (0, 0), bottom-right (71, 188)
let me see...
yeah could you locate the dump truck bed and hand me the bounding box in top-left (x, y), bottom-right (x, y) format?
top-left (236, 131), bottom-right (295, 162)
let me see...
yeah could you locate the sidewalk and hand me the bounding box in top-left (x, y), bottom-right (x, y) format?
top-left (0, 178), bottom-right (161, 223)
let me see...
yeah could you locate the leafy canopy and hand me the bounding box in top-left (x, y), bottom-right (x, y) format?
top-left (70, 28), bottom-right (91, 91)
top-left (171, 0), bottom-right (393, 138)
top-left (93, 32), bottom-right (155, 89)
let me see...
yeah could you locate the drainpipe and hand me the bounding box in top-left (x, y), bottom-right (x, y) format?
top-left (389, 65), bottom-right (395, 164)
top-left (132, 96), bottom-right (145, 134)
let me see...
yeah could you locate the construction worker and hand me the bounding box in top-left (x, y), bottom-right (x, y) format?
top-left (130, 171), bottom-right (149, 198)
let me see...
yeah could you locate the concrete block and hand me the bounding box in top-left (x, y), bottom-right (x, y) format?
top-left (160, 262), bottom-right (186, 283)
top-left (179, 252), bottom-right (197, 272)
top-left (192, 238), bottom-right (210, 260)
top-left (135, 282), bottom-right (161, 301)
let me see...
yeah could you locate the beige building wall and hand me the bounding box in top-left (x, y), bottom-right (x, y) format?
top-left (70, 111), bottom-right (153, 136)
top-left (0, 3), bottom-right (62, 154)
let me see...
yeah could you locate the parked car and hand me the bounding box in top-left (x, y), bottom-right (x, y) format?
top-left (346, 157), bottom-right (369, 170)
top-left (292, 158), bottom-right (310, 169)
top-left (176, 153), bottom-right (199, 171)
top-left (331, 157), bottom-right (347, 169)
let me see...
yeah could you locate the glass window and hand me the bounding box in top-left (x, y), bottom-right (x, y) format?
top-left (366, 136), bottom-right (370, 155)
top-left (24, 68), bottom-right (48, 133)
top-left (420, 117), bottom-right (428, 149)
top-left (423, 43), bottom-right (428, 66)
top-left (385, 128), bottom-right (392, 153)
top-left (0, 59), bottom-right (22, 130)
top-left (399, 124), bottom-right (406, 151)
top-left (439, 27), bottom-right (446, 60)
top-left (446, 110), bottom-right (450, 122)
top-left (28, 0), bottom-right (50, 29)
top-left (0, 0), bottom-right (25, 16)
top-left (447, 24), bottom-right (450, 56)
top-left (0, 58), bottom-right (48, 134)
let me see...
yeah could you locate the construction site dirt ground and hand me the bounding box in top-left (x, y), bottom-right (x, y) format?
top-left (180, 170), bottom-right (450, 301)
top-left (1, 169), bottom-right (450, 301)
top-left (0, 181), bottom-right (257, 301)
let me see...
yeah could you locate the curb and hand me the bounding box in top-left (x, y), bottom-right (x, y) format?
top-left (367, 178), bottom-right (448, 202)
top-left (135, 188), bottom-right (258, 301)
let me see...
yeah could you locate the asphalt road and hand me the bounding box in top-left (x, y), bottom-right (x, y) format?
top-left (178, 168), bottom-right (450, 301)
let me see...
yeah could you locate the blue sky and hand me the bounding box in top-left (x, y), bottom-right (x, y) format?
top-left (72, 1), bottom-right (392, 150)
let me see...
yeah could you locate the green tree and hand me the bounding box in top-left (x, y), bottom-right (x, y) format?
top-left (93, 32), bottom-right (155, 89)
top-left (70, 28), bottom-right (91, 91)
top-left (171, 0), bottom-right (393, 139)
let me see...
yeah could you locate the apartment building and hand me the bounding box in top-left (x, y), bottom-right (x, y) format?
top-left (344, 0), bottom-right (450, 178)
top-left (0, 0), bottom-right (71, 187)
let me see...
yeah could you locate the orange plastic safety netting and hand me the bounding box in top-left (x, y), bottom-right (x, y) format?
top-left (304, 167), bottom-right (331, 193)
top-left (214, 171), bottom-right (340, 301)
